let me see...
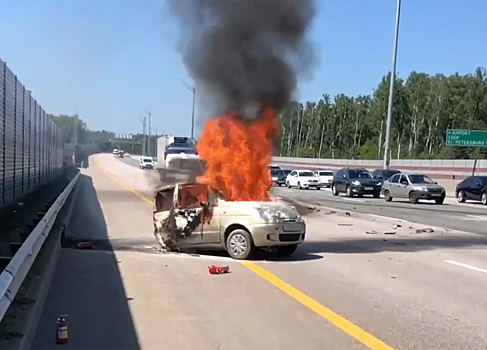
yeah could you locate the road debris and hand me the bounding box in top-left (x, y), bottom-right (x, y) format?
top-left (392, 224), bottom-right (402, 229)
top-left (77, 242), bottom-right (92, 250)
top-left (338, 223), bottom-right (353, 226)
top-left (345, 212), bottom-right (351, 216)
top-left (208, 265), bottom-right (230, 275)
top-left (384, 231), bottom-right (396, 235)
top-left (366, 230), bottom-right (378, 234)
top-left (394, 242), bottom-right (406, 246)
top-left (415, 228), bottom-right (434, 234)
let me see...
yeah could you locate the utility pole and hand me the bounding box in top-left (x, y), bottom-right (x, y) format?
top-left (139, 115), bottom-right (147, 155)
top-left (179, 79), bottom-right (196, 139)
top-left (73, 102), bottom-right (78, 145)
top-left (383, 0), bottom-right (401, 169)
top-left (148, 112), bottom-right (151, 156)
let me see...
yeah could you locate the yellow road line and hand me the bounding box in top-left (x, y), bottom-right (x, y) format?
top-left (94, 154), bottom-right (397, 350)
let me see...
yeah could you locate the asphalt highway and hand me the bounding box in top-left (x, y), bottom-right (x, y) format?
top-left (30, 153), bottom-right (487, 349)
top-left (273, 185), bottom-right (487, 235)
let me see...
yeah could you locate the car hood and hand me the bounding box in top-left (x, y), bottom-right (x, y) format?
top-left (351, 178), bottom-right (379, 186)
top-left (218, 200), bottom-right (300, 220)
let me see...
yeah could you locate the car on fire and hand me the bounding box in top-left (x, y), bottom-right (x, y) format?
top-left (153, 182), bottom-right (306, 260)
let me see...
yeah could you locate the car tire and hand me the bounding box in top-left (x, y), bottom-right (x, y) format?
top-left (482, 193), bottom-right (487, 206)
top-left (275, 244), bottom-right (298, 257)
top-left (226, 229), bottom-right (254, 260)
top-left (332, 184), bottom-right (339, 196)
top-left (384, 190), bottom-right (393, 202)
top-left (298, 182), bottom-right (302, 189)
top-left (435, 198), bottom-right (444, 205)
top-left (286, 181), bottom-right (291, 188)
top-left (409, 191), bottom-right (418, 204)
top-left (346, 185), bottom-right (353, 197)
top-left (457, 190), bottom-right (466, 203)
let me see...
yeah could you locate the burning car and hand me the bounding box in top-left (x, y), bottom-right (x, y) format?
top-left (153, 182), bottom-right (306, 260)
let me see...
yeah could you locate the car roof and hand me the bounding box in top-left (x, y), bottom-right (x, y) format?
top-left (294, 169), bottom-right (314, 172)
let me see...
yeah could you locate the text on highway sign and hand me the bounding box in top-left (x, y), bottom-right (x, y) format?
top-left (446, 129), bottom-right (487, 147)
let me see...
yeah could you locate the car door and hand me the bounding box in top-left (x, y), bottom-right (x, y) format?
top-left (333, 169), bottom-right (343, 190)
top-left (396, 175), bottom-right (410, 198)
top-left (288, 171), bottom-right (297, 186)
top-left (338, 170), bottom-right (349, 191)
top-left (385, 173), bottom-right (399, 196)
top-left (468, 177), bottom-right (483, 200)
top-left (176, 184), bottom-right (221, 244)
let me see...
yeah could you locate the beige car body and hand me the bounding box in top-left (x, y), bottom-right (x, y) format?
top-left (153, 183), bottom-right (306, 259)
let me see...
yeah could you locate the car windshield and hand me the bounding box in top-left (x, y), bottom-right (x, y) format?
top-left (408, 174), bottom-right (435, 184)
top-left (478, 177), bottom-right (487, 185)
top-left (349, 170), bottom-right (372, 179)
top-left (271, 169), bottom-right (285, 176)
top-left (319, 171), bottom-right (333, 176)
top-left (299, 171), bottom-right (315, 177)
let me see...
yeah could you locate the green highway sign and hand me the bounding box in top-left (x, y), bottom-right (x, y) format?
top-left (446, 129), bottom-right (487, 147)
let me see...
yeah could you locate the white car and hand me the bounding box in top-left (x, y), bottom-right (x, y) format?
top-left (286, 170), bottom-right (321, 189)
top-left (139, 156), bottom-right (155, 170)
top-left (313, 170), bottom-right (334, 188)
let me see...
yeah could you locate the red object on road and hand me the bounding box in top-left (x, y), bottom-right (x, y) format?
top-left (55, 314), bottom-right (69, 344)
top-left (208, 265), bottom-right (230, 274)
top-left (77, 241), bottom-right (92, 249)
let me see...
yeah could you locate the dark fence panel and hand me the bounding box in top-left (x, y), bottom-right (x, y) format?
top-left (0, 58), bottom-right (64, 208)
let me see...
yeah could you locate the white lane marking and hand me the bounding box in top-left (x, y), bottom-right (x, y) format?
top-left (368, 214), bottom-right (399, 221)
top-left (341, 198), bottom-right (366, 203)
top-left (444, 260), bottom-right (487, 274)
top-left (466, 215), bottom-right (487, 221)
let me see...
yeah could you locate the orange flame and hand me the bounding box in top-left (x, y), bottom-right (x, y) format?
top-left (196, 106), bottom-right (280, 201)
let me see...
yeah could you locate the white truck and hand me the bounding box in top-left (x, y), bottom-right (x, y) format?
top-left (156, 136), bottom-right (205, 184)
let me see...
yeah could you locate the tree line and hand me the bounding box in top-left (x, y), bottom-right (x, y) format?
top-left (277, 67), bottom-right (487, 160)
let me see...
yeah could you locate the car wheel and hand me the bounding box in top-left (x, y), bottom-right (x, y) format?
top-left (275, 244), bottom-right (298, 257)
top-left (346, 185), bottom-right (353, 197)
top-left (482, 193), bottom-right (487, 206)
top-left (409, 191), bottom-right (418, 204)
top-left (332, 184), bottom-right (339, 196)
top-left (226, 229), bottom-right (254, 260)
top-left (435, 198), bottom-right (444, 205)
top-left (384, 190), bottom-right (392, 202)
top-left (298, 182), bottom-right (302, 189)
top-left (457, 190), bottom-right (466, 203)
top-left (286, 181), bottom-right (291, 188)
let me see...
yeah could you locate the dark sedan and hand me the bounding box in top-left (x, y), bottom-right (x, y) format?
top-left (270, 169), bottom-right (287, 186)
top-left (456, 176), bottom-right (487, 205)
top-left (371, 169), bottom-right (401, 185)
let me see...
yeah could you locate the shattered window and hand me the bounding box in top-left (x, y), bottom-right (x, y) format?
top-left (155, 187), bottom-right (175, 212)
top-left (178, 184), bottom-right (209, 209)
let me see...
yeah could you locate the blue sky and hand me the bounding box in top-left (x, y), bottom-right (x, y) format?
top-left (1, 0), bottom-right (486, 137)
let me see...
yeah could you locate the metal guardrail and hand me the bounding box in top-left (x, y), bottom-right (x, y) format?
top-left (0, 171), bottom-right (79, 322)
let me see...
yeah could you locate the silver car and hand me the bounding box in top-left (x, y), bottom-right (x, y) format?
top-left (381, 172), bottom-right (446, 204)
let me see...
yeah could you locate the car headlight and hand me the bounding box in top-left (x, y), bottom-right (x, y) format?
top-left (352, 180), bottom-right (361, 186)
top-left (271, 176), bottom-right (278, 181)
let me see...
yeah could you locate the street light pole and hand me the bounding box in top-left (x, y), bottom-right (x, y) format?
top-left (179, 79), bottom-right (196, 140)
top-left (383, 0), bottom-right (402, 169)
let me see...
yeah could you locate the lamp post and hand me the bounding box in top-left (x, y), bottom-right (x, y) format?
top-left (383, 0), bottom-right (402, 169)
top-left (179, 79), bottom-right (196, 139)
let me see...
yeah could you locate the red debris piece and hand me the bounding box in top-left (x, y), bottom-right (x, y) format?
top-left (77, 241), bottom-right (92, 249)
top-left (208, 265), bottom-right (230, 275)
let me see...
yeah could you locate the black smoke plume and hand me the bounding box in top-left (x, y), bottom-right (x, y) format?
top-left (166, 0), bottom-right (317, 119)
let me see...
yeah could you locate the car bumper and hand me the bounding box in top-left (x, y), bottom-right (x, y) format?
top-left (302, 182), bottom-right (321, 188)
top-left (272, 179), bottom-right (286, 186)
top-left (414, 190), bottom-right (445, 200)
top-left (351, 186), bottom-right (381, 195)
top-left (249, 222), bottom-right (306, 247)
top-left (141, 165), bottom-right (153, 169)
